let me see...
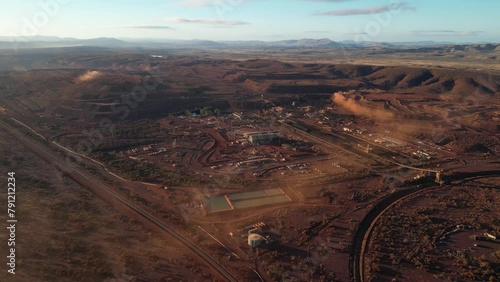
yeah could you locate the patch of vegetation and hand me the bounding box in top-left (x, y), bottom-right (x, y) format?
top-left (21, 176), bottom-right (54, 196)
top-left (187, 86), bottom-right (214, 95)
top-left (112, 119), bottom-right (166, 138)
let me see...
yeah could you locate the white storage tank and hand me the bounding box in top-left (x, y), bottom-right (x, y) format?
top-left (248, 234), bottom-right (262, 247)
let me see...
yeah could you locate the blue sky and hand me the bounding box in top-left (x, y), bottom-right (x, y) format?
top-left (1, 0), bottom-right (499, 42)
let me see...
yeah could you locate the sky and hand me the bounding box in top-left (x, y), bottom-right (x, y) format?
top-left (1, 0), bottom-right (499, 43)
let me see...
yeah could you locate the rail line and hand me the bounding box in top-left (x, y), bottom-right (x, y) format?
top-left (0, 120), bottom-right (238, 282)
top-left (349, 186), bottom-right (442, 282)
top-left (349, 169), bottom-right (500, 282)
top-left (287, 120), bottom-right (445, 183)
top-left (349, 184), bottom-right (441, 282)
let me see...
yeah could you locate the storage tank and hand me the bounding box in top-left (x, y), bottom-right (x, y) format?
top-left (248, 234), bottom-right (262, 247)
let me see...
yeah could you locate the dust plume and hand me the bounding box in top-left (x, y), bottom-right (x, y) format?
top-left (77, 70), bottom-right (102, 82)
top-left (331, 92), bottom-right (394, 120)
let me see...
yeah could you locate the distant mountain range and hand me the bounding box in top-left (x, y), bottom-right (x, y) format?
top-left (0, 36), bottom-right (126, 49)
top-left (0, 36), bottom-right (498, 50)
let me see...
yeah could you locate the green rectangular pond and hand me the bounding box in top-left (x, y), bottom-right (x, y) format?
top-left (205, 188), bottom-right (291, 213)
top-left (232, 194), bottom-right (291, 209)
top-left (264, 188), bottom-right (285, 196)
top-left (228, 190), bottom-right (268, 201)
top-left (205, 195), bottom-right (232, 212)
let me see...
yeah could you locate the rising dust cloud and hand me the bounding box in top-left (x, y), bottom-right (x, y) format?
top-left (331, 92), bottom-right (394, 121)
top-left (77, 70), bottom-right (102, 82)
top-left (331, 92), bottom-right (446, 135)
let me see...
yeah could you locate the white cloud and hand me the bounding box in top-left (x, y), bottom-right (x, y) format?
top-left (315, 2), bottom-right (415, 16)
top-left (180, 0), bottom-right (233, 6)
top-left (300, 0), bottom-right (353, 2)
top-left (412, 30), bottom-right (485, 36)
top-left (118, 25), bottom-right (173, 29)
top-left (165, 17), bottom-right (249, 25)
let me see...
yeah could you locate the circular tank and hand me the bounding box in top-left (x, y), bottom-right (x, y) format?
top-left (248, 233), bottom-right (262, 247)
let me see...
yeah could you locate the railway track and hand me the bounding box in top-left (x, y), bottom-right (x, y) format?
top-left (348, 184), bottom-right (440, 282)
top-left (75, 172), bottom-right (239, 282)
top-left (0, 120), bottom-right (238, 282)
top-left (349, 169), bottom-right (499, 282)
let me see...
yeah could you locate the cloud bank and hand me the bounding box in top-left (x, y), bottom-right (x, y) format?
top-left (119, 25), bottom-right (173, 30)
top-left (315, 2), bottom-right (415, 16)
top-left (165, 17), bottom-right (249, 25)
top-left (411, 30), bottom-right (484, 36)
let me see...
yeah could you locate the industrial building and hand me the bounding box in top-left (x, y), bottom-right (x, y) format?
top-left (233, 112), bottom-right (245, 120)
top-left (248, 227), bottom-right (262, 235)
top-left (245, 132), bottom-right (278, 144)
top-left (484, 233), bottom-right (497, 240)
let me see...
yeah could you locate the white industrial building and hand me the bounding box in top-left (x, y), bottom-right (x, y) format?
top-left (245, 132), bottom-right (278, 144)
